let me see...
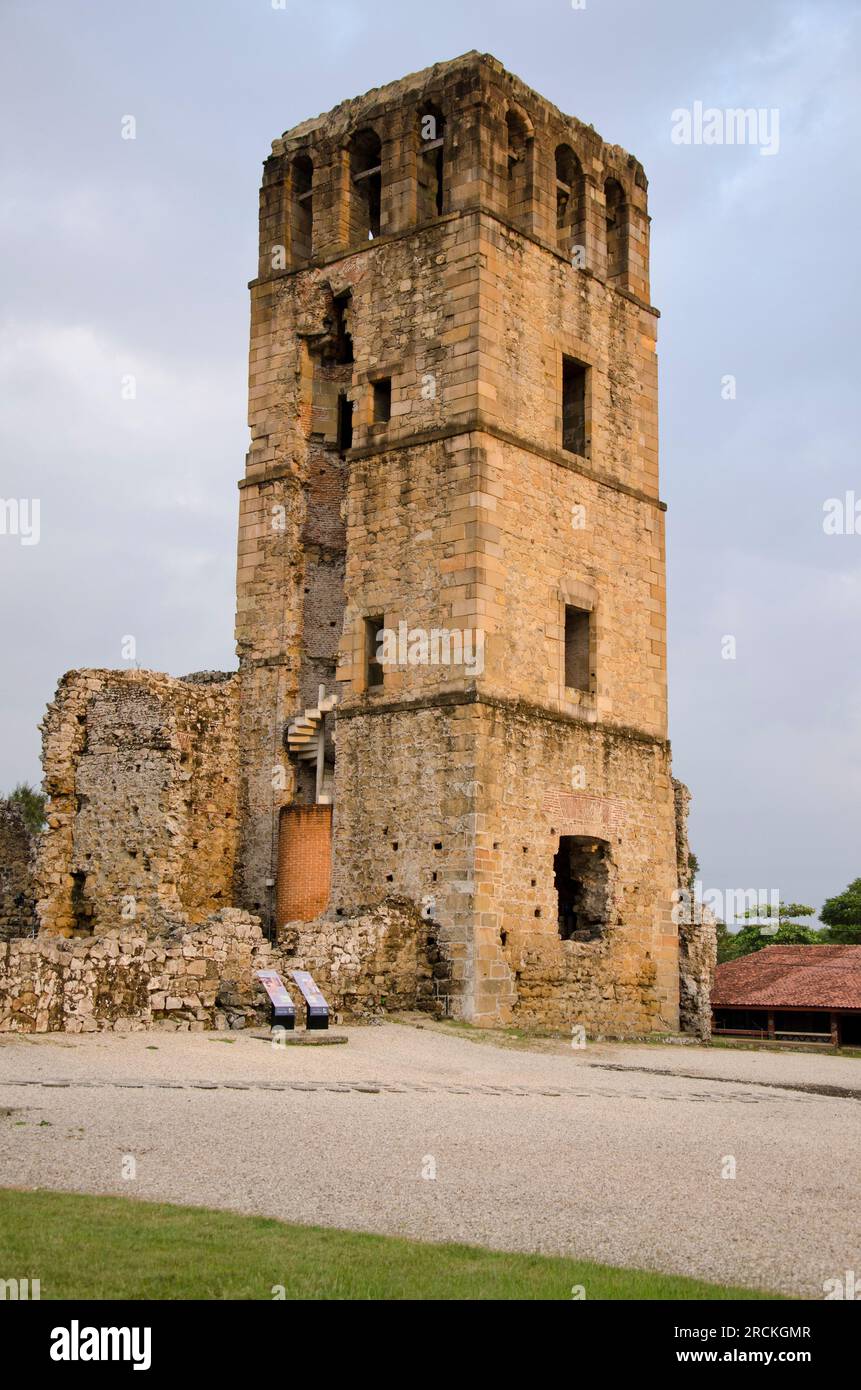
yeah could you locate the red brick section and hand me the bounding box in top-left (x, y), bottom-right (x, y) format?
top-left (713, 946), bottom-right (861, 1011)
top-left (277, 806), bottom-right (333, 924)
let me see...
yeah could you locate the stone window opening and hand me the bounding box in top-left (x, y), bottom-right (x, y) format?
top-left (372, 377), bottom-right (392, 424)
top-left (337, 391), bottom-right (353, 454)
top-left (604, 177), bottom-right (627, 281)
top-left (564, 604), bottom-right (591, 692)
top-left (555, 144), bottom-right (584, 258)
top-left (555, 836), bottom-right (612, 941)
top-left (505, 108), bottom-right (532, 224)
top-left (365, 615), bottom-right (385, 688)
top-left (328, 291), bottom-right (354, 365)
top-left (291, 154), bottom-right (314, 263)
top-left (562, 356), bottom-right (588, 457)
top-left (417, 107), bottom-right (446, 220)
top-left (350, 129), bottom-right (382, 241)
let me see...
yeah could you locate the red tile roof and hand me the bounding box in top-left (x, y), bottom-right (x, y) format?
top-left (713, 946), bottom-right (861, 1011)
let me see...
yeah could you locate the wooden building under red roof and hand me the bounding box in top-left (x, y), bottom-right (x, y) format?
top-left (712, 945), bottom-right (861, 1046)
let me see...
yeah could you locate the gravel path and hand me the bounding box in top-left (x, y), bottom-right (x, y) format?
top-left (1, 1024), bottom-right (859, 1297)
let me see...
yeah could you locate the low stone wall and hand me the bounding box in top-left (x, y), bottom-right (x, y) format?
top-left (279, 899), bottom-right (443, 1019)
top-left (0, 800), bottom-right (37, 942)
top-left (0, 903), bottom-right (443, 1034)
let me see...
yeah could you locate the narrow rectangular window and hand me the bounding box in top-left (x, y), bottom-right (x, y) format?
top-left (365, 616), bottom-right (385, 688)
top-left (337, 392), bottom-right (353, 453)
top-left (564, 605), bottom-right (591, 692)
top-left (373, 378), bottom-right (392, 424)
top-left (562, 357), bottom-right (588, 456)
top-left (331, 292), bottom-right (353, 364)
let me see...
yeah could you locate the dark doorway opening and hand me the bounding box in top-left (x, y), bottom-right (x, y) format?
top-left (555, 836), bottom-right (611, 941)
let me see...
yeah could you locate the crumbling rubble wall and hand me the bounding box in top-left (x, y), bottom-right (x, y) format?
top-left (673, 777), bottom-right (716, 1037)
top-left (0, 903), bottom-right (442, 1033)
top-left (279, 899), bottom-right (442, 1019)
top-left (35, 669), bottom-right (241, 937)
top-left (0, 799), bottom-right (37, 941)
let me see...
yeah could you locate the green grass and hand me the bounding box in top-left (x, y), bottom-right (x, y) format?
top-left (0, 1189), bottom-right (778, 1300)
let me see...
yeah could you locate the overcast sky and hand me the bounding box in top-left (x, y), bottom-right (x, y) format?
top-left (1, 0), bottom-right (858, 919)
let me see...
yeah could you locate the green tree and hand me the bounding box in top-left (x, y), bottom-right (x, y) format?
top-left (6, 782), bottom-right (47, 835)
top-left (715, 918), bottom-right (736, 964)
top-left (723, 901), bottom-right (823, 960)
top-left (819, 879), bottom-right (861, 945)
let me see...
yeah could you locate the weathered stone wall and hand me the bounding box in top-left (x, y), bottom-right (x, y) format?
top-left (0, 800), bottom-right (37, 941)
top-left (280, 899), bottom-right (442, 1019)
top-left (36, 669), bottom-right (240, 937)
top-left (0, 904), bottom-right (441, 1033)
top-left (480, 705), bottom-right (678, 1032)
top-left (673, 778), bottom-right (717, 1037)
top-left (233, 51), bottom-right (682, 1032)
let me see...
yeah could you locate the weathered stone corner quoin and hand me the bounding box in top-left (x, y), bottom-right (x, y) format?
top-left (5, 52), bottom-right (715, 1036)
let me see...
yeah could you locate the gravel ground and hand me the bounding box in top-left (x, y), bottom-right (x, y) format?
top-left (1, 1023), bottom-right (859, 1297)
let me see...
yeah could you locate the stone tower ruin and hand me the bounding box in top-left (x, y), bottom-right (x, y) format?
top-left (234, 51), bottom-right (682, 1030)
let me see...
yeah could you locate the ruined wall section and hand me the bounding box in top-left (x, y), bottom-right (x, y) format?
top-left (36, 669), bottom-right (239, 937)
top-left (473, 703), bottom-right (678, 1030)
top-left (673, 777), bottom-right (716, 1037)
top-left (0, 904), bottom-right (441, 1033)
top-left (333, 699), bottom-right (479, 1015)
top-left (280, 899), bottom-right (441, 1020)
top-left (238, 206), bottom-right (484, 921)
top-left (0, 800), bottom-right (37, 941)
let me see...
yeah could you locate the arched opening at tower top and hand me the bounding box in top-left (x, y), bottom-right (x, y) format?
top-left (291, 154), bottom-right (314, 263)
top-left (555, 144), bottom-right (584, 258)
top-left (417, 106), bottom-right (446, 220)
top-left (350, 129), bottom-right (382, 241)
top-left (604, 177), bottom-right (626, 280)
top-left (505, 108), bottom-right (532, 224)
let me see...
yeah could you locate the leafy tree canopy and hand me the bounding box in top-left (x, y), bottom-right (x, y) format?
top-left (720, 901), bottom-right (823, 961)
top-left (5, 783), bottom-right (47, 835)
top-left (819, 879), bottom-right (861, 944)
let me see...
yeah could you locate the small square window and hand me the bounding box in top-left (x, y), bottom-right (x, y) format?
top-left (365, 616), bottom-right (385, 688)
top-left (373, 378), bottom-right (392, 424)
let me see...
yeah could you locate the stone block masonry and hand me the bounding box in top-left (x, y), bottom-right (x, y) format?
top-left (0, 906), bottom-right (441, 1033)
top-left (35, 669), bottom-right (241, 938)
top-left (22, 52), bottom-right (715, 1039)
top-left (235, 50), bottom-right (712, 1033)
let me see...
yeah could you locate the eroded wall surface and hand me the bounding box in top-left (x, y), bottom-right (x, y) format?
top-left (36, 669), bottom-right (240, 937)
top-left (0, 904), bottom-right (441, 1033)
top-left (235, 50), bottom-right (685, 1032)
top-left (673, 778), bottom-right (717, 1037)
